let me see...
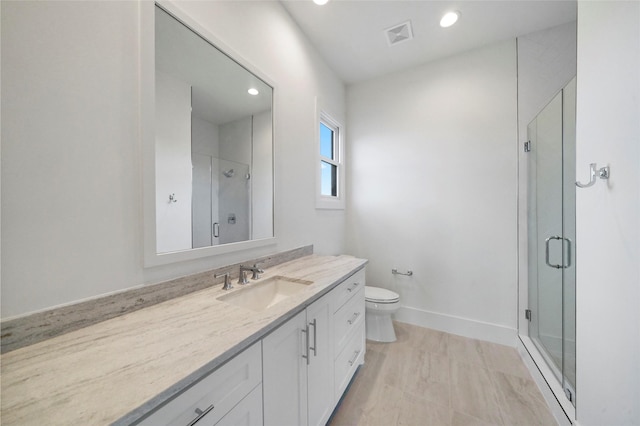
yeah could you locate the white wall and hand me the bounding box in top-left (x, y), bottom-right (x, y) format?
top-left (575, 1), bottom-right (640, 424)
top-left (155, 70), bottom-right (193, 253)
top-left (1, 1), bottom-right (346, 318)
top-left (517, 21), bottom-right (577, 145)
top-left (253, 110), bottom-right (274, 241)
top-left (192, 116), bottom-right (219, 158)
top-left (1, 1), bottom-right (142, 318)
top-left (219, 117), bottom-right (252, 166)
top-left (346, 40), bottom-right (518, 345)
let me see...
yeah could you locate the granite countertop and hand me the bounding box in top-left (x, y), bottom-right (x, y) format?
top-left (0, 254), bottom-right (367, 425)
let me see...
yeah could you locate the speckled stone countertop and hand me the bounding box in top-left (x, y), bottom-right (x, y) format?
top-left (0, 254), bottom-right (367, 426)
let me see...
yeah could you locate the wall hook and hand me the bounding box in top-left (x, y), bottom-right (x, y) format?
top-left (168, 193), bottom-right (177, 203)
top-left (576, 163), bottom-right (609, 188)
top-left (392, 268), bottom-right (413, 277)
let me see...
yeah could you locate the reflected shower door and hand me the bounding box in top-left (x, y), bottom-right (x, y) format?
top-left (527, 78), bottom-right (576, 404)
top-left (192, 154), bottom-right (220, 248)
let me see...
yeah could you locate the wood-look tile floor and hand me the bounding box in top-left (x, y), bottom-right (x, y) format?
top-left (329, 321), bottom-right (557, 426)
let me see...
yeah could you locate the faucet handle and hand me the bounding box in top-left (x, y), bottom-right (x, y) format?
top-left (252, 263), bottom-right (264, 280)
top-left (214, 272), bottom-right (233, 290)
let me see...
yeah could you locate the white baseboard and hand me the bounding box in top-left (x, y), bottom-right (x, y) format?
top-left (394, 306), bottom-right (518, 347)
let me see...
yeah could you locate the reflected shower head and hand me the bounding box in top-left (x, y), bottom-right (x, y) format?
top-left (223, 169), bottom-right (234, 178)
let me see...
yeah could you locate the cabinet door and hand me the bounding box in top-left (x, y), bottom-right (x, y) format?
top-left (307, 292), bottom-right (335, 426)
top-left (263, 310), bottom-right (308, 426)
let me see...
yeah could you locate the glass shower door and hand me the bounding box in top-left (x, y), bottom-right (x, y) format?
top-left (527, 78), bottom-right (576, 405)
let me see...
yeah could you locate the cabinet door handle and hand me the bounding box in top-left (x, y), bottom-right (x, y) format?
top-left (186, 404), bottom-right (215, 426)
top-left (301, 325), bottom-right (310, 365)
top-left (348, 350), bottom-right (361, 366)
top-left (347, 312), bottom-right (360, 325)
top-left (309, 319), bottom-right (317, 357)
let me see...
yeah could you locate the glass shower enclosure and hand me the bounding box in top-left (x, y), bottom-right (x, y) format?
top-left (526, 77), bottom-right (577, 405)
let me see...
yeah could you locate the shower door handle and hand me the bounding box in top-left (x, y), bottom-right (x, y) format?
top-left (546, 236), bottom-right (572, 269)
top-left (545, 236), bottom-right (563, 269)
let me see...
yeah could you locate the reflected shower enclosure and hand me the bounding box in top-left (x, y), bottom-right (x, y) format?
top-left (191, 114), bottom-right (269, 248)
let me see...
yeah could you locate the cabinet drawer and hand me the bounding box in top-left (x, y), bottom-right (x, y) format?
top-left (215, 384), bottom-right (263, 426)
top-left (333, 287), bottom-right (365, 356)
top-left (138, 341), bottom-right (262, 426)
top-left (332, 269), bottom-right (365, 313)
top-left (334, 323), bottom-right (365, 401)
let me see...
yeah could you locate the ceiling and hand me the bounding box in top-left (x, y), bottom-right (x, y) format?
top-left (281, 0), bottom-right (577, 84)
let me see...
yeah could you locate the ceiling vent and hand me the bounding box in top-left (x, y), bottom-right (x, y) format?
top-left (385, 21), bottom-right (413, 46)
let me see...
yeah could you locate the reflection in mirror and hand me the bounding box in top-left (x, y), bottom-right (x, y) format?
top-left (154, 5), bottom-right (273, 254)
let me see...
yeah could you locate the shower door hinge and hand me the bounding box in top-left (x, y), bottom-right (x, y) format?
top-left (525, 309), bottom-right (532, 322)
top-left (524, 141), bottom-right (531, 153)
top-left (564, 387), bottom-right (573, 403)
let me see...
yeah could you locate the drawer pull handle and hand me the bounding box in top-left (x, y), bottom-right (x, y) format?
top-left (347, 312), bottom-right (360, 325)
top-left (187, 404), bottom-right (214, 426)
top-left (348, 350), bottom-right (361, 366)
top-left (347, 282), bottom-right (360, 293)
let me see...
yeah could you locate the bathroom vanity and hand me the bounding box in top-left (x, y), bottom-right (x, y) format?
top-left (0, 255), bottom-right (366, 425)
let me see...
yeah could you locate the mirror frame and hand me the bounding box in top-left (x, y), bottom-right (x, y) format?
top-left (141, 1), bottom-right (276, 267)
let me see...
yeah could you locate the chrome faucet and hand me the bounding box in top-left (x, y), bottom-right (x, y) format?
top-left (239, 263), bottom-right (264, 281)
top-left (215, 272), bottom-right (233, 290)
top-left (237, 269), bottom-right (249, 285)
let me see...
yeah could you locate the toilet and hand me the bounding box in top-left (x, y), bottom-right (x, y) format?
top-left (365, 286), bottom-right (400, 342)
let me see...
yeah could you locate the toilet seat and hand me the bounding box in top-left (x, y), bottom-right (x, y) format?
top-left (365, 286), bottom-right (399, 304)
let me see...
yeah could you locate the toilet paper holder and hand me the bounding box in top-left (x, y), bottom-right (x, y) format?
top-left (392, 268), bottom-right (413, 276)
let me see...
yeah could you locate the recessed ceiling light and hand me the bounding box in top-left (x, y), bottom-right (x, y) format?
top-left (313, 0), bottom-right (329, 5)
top-left (440, 11), bottom-right (460, 28)
top-left (248, 88), bottom-right (259, 96)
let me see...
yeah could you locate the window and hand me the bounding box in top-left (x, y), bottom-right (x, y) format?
top-left (317, 110), bottom-right (345, 209)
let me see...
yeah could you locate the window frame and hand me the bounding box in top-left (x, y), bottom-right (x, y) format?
top-left (316, 106), bottom-right (345, 210)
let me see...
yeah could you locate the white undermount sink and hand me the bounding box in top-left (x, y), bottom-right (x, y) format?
top-left (217, 276), bottom-right (314, 312)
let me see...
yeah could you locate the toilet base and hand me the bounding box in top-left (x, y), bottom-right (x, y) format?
top-left (365, 311), bottom-right (397, 342)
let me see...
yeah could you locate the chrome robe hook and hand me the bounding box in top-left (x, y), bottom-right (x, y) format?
top-left (576, 163), bottom-right (609, 188)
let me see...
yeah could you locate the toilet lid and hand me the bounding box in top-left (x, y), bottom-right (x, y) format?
top-left (365, 286), bottom-right (400, 303)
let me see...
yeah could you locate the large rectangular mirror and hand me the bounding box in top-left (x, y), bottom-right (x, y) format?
top-left (142, 2), bottom-right (275, 266)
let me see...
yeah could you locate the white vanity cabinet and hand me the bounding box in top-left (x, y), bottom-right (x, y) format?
top-left (137, 341), bottom-right (262, 426)
top-left (137, 268), bottom-right (365, 426)
top-left (263, 269), bottom-right (365, 426)
top-left (262, 290), bottom-right (334, 426)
